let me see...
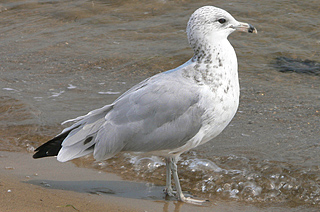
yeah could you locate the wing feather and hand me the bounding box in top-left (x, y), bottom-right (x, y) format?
top-left (94, 72), bottom-right (204, 156)
top-left (38, 64), bottom-right (205, 162)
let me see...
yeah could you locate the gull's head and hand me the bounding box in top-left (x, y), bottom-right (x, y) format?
top-left (187, 6), bottom-right (257, 49)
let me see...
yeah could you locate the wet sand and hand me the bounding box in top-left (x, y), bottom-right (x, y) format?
top-left (3, 151), bottom-right (316, 212)
top-left (1, 151), bottom-right (190, 212)
top-left (0, 151), bottom-right (245, 212)
top-left (1, 151), bottom-right (138, 212)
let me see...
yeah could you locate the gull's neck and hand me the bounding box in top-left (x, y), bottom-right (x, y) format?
top-left (191, 38), bottom-right (237, 67)
top-left (183, 38), bottom-right (238, 86)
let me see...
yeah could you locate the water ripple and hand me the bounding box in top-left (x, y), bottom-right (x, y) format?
top-left (88, 152), bottom-right (320, 206)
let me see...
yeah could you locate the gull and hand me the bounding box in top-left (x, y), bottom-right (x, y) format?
top-left (33, 6), bottom-right (257, 204)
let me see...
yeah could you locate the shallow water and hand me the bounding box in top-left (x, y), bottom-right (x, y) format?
top-left (0, 0), bottom-right (319, 209)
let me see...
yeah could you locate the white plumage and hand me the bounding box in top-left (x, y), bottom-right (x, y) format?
top-left (34, 6), bottom-right (257, 204)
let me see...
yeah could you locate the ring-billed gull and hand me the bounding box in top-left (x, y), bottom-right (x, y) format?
top-left (33, 6), bottom-right (257, 204)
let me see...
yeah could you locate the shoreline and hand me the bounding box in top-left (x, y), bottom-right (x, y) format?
top-left (1, 151), bottom-right (139, 212)
top-left (0, 151), bottom-right (227, 212)
top-left (1, 151), bottom-right (318, 212)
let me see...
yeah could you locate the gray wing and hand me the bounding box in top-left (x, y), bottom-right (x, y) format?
top-left (93, 72), bottom-right (205, 160)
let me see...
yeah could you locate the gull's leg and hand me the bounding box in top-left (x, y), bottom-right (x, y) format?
top-left (170, 156), bottom-right (208, 205)
top-left (164, 157), bottom-right (175, 196)
top-left (170, 156), bottom-right (185, 201)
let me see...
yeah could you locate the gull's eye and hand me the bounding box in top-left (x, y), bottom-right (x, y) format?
top-left (218, 18), bottom-right (226, 24)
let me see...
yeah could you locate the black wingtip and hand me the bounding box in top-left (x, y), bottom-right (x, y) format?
top-left (33, 135), bottom-right (64, 159)
top-left (33, 127), bottom-right (77, 159)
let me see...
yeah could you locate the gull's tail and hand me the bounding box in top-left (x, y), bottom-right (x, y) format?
top-left (33, 104), bottom-right (113, 162)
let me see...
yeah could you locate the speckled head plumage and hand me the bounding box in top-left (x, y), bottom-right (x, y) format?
top-left (187, 6), bottom-right (257, 52)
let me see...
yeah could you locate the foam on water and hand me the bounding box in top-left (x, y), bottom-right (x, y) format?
top-left (98, 91), bottom-right (121, 95)
top-left (87, 152), bottom-right (320, 206)
top-left (126, 154), bottom-right (165, 173)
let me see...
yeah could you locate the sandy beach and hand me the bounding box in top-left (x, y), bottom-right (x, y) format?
top-left (1, 151), bottom-right (140, 212)
top-left (4, 151), bottom-right (318, 212)
top-left (0, 151), bottom-right (269, 212)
